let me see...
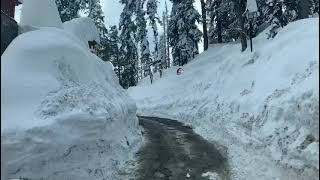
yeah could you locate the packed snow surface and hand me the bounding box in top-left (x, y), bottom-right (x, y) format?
top-left (19, 0), bottom-right (62, 28)
top-left (129, 18), bottom-right (319, 180)
top-left (1, 26), bottom-right (142, 180)
top-left (63, 17), bottom-right (101, 46)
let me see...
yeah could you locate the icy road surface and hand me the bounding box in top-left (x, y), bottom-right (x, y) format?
top-left (135, 116), bottom-right (231, 180)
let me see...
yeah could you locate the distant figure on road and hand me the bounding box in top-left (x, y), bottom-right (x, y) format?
top-left (150, 72), bottom-right (153, 84)
top-left (159, 64), bottom-right (163, 78)
top-left (177, 68), bottom-right (184, 75)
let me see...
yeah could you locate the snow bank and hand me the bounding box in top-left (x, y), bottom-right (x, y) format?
top-left (129, 18), bottom-right (319, 180)
top-left (20, 0), bottom-right (62, 28)
top-left (1, 27), bottom-right (142, 179)
top-left (63, 17), bottom-right (100, 47)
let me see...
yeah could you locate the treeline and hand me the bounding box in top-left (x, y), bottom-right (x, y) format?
top-left (55, 0), bottom-right (318, 89)
top-left (204, 0), bottom-right (318, 51)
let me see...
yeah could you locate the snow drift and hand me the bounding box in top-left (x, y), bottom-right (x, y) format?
top-left (1, 18), bottom-right (142, 180)
top-left (20, 0), bottom-right (62, 28)
top-left (129, 18), bottom-right (319, 180)
top-left (63, 17), bottom-right (101, 47)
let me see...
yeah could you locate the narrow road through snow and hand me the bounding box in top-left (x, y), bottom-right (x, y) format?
top-left (135, 116), bottom-right (231, 180)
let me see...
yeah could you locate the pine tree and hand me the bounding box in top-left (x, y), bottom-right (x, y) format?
top-left (105, 26), bottom-right (121, 82)
top-left (158, 34), bottom-right (167, 69)
top-left (55, 0), bottom-right (81, 22)
top-left (168, 0), bottom-right (202, 66)
top-left (98, 33), bottom-right (111, 62)
top-left (56, 0), bottom-right (106, 34)
top-left (232, 0), bottom-right (247, 51)
top-left (168, 0), bottom-right (181, 66)
top-left (136, 0), bottom-right (153, 83)
top-left (313, 0), bottom-right (319, 15)
top-left (161, 11), bottom-right (168, 69)
top-left (255, 0), bottom-right (289, 39)
top-left (297, 0), bottom-right (310, 19)
top-left (206, 0), bottom-right (236, 43)
top-left (254, 0), bottom-right (317, 39)
top-left (200, 0), bottom-right (209, 51)
top-left (86, 0), bottom-right (107, 36)
top-left (165, 1), bottom-right (171, 68)
top-left (159, 1), bottom-right (171, 68)
top-left (119, 0), bottom-right (139, 88)
top-left (147, 0), bottom-right (160, 59)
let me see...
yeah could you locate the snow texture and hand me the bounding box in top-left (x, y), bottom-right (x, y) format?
top-left (20, 0), bottom-right (63, 28)
top-left (129, 18), bottom-right (319, 180)
top-left (63, 17), bottom-right (101, 46)
top-left (1, 23), bottom-right (142, 180)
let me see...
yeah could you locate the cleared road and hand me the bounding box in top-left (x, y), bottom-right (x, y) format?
top-left (135, 116), bottom-right (231, 180)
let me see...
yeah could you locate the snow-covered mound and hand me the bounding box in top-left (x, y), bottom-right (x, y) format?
top-left (63, 17), bottom-right (101, 47)
top-left (1, 27), bottom-right (142, 179)
top-left (20, 0), bottom-right (62, 28)
top-left (129, 18), bottom-right (319, 180)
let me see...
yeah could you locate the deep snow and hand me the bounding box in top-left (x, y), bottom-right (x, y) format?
top-left (129, 18), bottom-right (319, 180)
top-left (1, 6), bottom-right (142, 180)
top-left (19, 0), bottom-right (62, 28)
top-left (63, 17), bottom-right (101, 47)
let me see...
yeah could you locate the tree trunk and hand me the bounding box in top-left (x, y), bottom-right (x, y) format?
top-left (233, 0), bottom-right (247, 52)
top-left (116, 46), bottom-right (121, 85)
top-left (162, 13), bottom-right (168, 69)
top-left (118, 66), bottom-right (121, 85)
top-left (217, 17), bottom-right (222, 43)
top-left (165, 2), bottom-right (170, 68)
top-left (200, 0), bottom-right (209, 51)
top-left (149, 66), bottom-right (153, 84)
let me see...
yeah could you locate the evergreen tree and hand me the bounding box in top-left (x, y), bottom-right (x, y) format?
top-left (147, 0), bottom-right (160, 59)
top-left (313, 0), bottom-right (319, 15)
top-left (160, 11), bottom-right (168, 69)
top-left (206, 0), bottom-right (237, 43)
top-left (168, 0), bottom-right (202, 66)
top-left (159, 1), bottom-right (171, 68)
top-left (104, 26), bottom-right (121, 82)
top-left (119, 0), bottom-right (139, 88)
top-left (56, 0), bottom-right (106, 35)
top-left (98, 33), bottom-right (111, 62)
top-left (232, 0), bottom-right (247, 51)
top-left (200, 0), bottom-right (209, 51)
top-left (168, 0), bottom-right (181, 66)
top-left (255, 0), bottom-right (317, 39)
top-left (55, 0), bottom-right (81, 22)
top-left (136, 0), bottom-right (153, 83)
top-left (158, 34), bottom-right (167, 69)
top-left (86, 0), bottom-right (107, 36)
top-left (297, 0), bottom-right (313, 19)
top-left (165, 1), bottom-right (171, 68)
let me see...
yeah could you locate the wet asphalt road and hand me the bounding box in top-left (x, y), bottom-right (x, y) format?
top-left (135, 116), bottom-right (230, 180)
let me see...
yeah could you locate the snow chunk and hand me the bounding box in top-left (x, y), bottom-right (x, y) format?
top-left (63, 17), bottom-right (100, 47)
top-left (202, 172), bottom-right (221, 180)
top-left (1, 26), bottom-right (136, 135)
top-left (20, 0), bottom-right (62, 28)
top-left (246, 0), bottom-right (258, 13)
top-left (302, 142), bottom-right (319, 169)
